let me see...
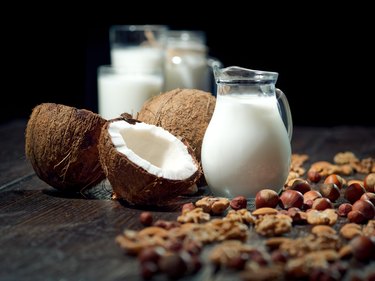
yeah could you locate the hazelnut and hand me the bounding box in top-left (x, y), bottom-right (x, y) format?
top-left (344, 183), bottom-right (366, 204)
top-left (271, 250), bottom-right (288, 264)
top-left (364, 173), bottom-right (375, 193)
top-left (303, 199), bottom-right (314, 210)
top-left (360, 192), bottom-right (375, 205)
top-left (279, 190), bottom-right (303, 209)
top-left (230, 196), bottom-right (248, 210)
top-left (349, 235), bottom-right (375, 261)
top-left (255, 189), bottom-right (279, 209)
top-left (324, 174), bottom-right (345, 189)
top-left (337, 203), bottom-right (352, 217)
top-left (288, 179), bottom-right (311, 194)
top-left (307, 170), bottom-right (322, 183)
top-left (158, 253), bottom-right (187, 279)
top-left (312, 197), bottom-right (334, 210)
top-left (347, 210), bottom-right (367, 224)
top-left (319, 183), bottom-right (341, 202)
top-left (138, 246), bottom-right (164, 264)
top-left (352, 199), bottom-right (375, 220)
top-left (303, 190), bottom-right (322, 203)
top-left (140, 211), bottom-right (153, 226)
top-left (181, 202), bottom-right (195, 213)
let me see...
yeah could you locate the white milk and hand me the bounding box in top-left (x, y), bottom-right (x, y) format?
top-left (201, 94), bottom-right (291, 198)
top-left (111, 47), bottom-right (164, 72)
top-left (98, 73), bottom-right (162, 120)
top-left (164, 41), bottom-right (210, 91)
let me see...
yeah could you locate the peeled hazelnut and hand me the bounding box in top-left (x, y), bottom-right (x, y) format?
top-left (344, 183), bottom-right (366, 204)
top-left (360, 192), bottom-right (375, 205)
top-left (288, 179), bottom-right (311, 194)
top-left (347, 210), bottom-right (367, 224)
top-left (352, 199), bottom-right (375, 220)
top-left (230, 196), bottom-right (248, 210)
top-left (364, 173), bottom-right (375, 193)
top-left (303, 190), bottom-right (322, 203)
top-left (337, 203), bottom-right (352, 217)
top-left (324, 174), bottom-right (345, 189)
top-left (140, 211), bottom-right (153, 226)
top-left (319, 183), bottom-right (341, 202)
top-left (255, 189), bottom-right (279, 209)
top-left (279, 190), bottom-right (303, 209)
top-left (312, 197), bottom-right (334, 210)
top-left (307, 170), bottom-right (322, 183)
top-left (349, 235), bottom-right (375, 261)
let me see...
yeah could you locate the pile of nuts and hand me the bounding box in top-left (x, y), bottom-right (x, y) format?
top-left (116, 152), bottom-right (375, 280)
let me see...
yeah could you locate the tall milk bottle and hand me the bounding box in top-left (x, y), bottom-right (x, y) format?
top-left (201, 66), bottom-right (293, 198)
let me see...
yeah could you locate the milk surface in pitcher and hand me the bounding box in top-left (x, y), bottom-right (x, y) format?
top-left (201, 66), bottom-right (292, 198)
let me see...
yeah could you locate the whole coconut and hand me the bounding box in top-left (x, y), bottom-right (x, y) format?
top-left (25, 103), bottom-right (106, 192)
top-left (137, 88), bottom-right (216, 163)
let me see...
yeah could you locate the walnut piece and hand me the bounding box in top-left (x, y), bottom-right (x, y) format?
top-left (177, 207), bottom-right (210, 224)
top-left (195, 196), bottom-right (230, 214)
top-left (255, 214), bottom-right (292, 237)
top-left (306, 209), bottom-right (338, 225)
top-left (339, 223), bottom-right (362, 240)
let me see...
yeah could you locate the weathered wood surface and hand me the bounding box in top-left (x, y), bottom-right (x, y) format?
top-left (0, 120), bottom-right (374, 281)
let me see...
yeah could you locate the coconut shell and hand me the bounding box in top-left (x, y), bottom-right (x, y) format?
top-left (137, 88), bottom-right (216, 163)
top-left (98, 117), bottom-right (202, 206)
top-left (25, 103), bottom-right (106, 192)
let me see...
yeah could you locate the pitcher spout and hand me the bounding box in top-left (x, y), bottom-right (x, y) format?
top-left (214, 66), bottom-right (278, 85)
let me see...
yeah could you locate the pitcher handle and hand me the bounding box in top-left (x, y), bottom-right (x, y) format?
top-left (276, 88), bottom-right (293, 141)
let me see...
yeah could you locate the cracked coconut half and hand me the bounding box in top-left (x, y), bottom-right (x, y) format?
top-left (99, 115), bottom-right (201, 206)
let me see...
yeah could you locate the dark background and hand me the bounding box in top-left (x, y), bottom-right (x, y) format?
top-left (4, 3), bottom-right (374, 126)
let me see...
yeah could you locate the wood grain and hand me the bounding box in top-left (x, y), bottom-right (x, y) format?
top-left (1, 120), bottom-right (374, 281)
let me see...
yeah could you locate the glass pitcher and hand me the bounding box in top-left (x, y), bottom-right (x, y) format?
top-left (201, 66), bottom-right (293, 198)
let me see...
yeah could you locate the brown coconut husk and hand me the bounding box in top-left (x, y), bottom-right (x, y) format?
top-left (98, 116), bottom-right (202, 206)
top-left (137, 88), bottom-right (216, 163)
top-left (25, 103), bottom-right (106, 192)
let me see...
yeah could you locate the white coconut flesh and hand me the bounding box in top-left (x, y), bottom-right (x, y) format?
top-left (108, 120), bottom-right (198, 180)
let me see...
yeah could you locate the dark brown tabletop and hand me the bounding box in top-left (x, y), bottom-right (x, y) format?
top-left (1, 119), bottom-right (374, 281)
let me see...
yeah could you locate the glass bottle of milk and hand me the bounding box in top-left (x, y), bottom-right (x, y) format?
top-left (201, 66), bottom-right (293, 198)
top-left (164, 30), bottom-right (212, 92)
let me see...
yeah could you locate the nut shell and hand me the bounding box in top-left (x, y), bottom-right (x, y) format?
top-left (25, 103), bottom-right (106, 191)
top-left (137, 88), bottom-right (216, 163)
top-left (98, 118), bottom-right (201, 206)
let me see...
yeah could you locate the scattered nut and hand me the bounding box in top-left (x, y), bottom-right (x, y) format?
top-left (349, 235), bottom-right (375, 261)
top-left (337, 203), bottom-right (353, 217)
top-left (312, 197), bottom-right (334, 211)
top-left (364, 173), bottom-right (375, 192)
top-left (347, 210), bottom-right (367, 224)
top-left (311, 225), bottom-right (337, 236)
top-left (279, 190), bottom-right (304, 209)
top-left (352, 199), bottom-right (375, 220)
top-left (140, 211), bottom-right (153, 226)
top-left (324, 174), bottom-right (345, 189)
top-left (339, 223), bottom-right (362, 239)
top-left (177, 208), bottom-right (210, 224)
top-left (361, 192), bottom-right (375, 205)
top-left (252, 207), bottom-right (279, 216)
top-left (288, 179), bottom-right (311, 194)
top-left (255, 189), bottom-right (279, 209)
top-left (255, 214), bottom-right (292, 237)
top-left (303, 190), bottom-right (322, 204)
top-left (319, 183), bottom-right (340, 202)
top-left (344, 183), bottom-right (366, 204)
top-left (230, 196), bottom-right (248, 210)
top-left (307, 170), bottom-right (322, 183)
top-left (306, 209), bottom-right (338, 225)
top-left (334, 151), bottom-right (358, 164)
top-left (195, 196), bottom-right (230, 214)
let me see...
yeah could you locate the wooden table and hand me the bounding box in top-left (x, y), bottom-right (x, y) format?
top-left (1, 119), bottom-right (374, 281)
